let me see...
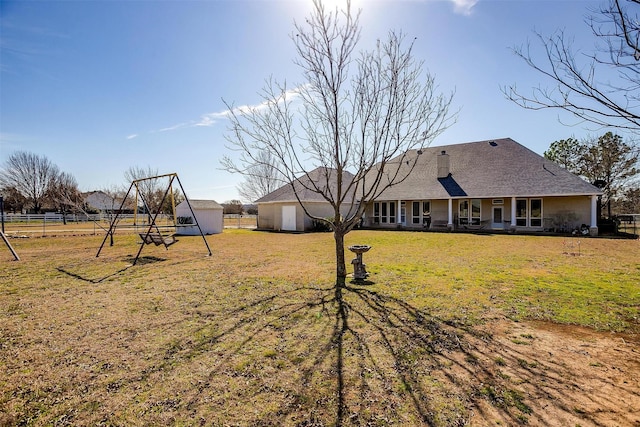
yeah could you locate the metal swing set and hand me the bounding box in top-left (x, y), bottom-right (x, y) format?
top-left (96, 173), bottom-right (212, 265)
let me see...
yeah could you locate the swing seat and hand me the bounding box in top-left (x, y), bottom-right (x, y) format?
top-left (140, 232), bottom-right (177, 247)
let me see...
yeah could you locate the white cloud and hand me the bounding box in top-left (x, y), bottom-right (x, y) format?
top-left (159, 122), bottom-right (191, 132)
top-left (126, 134), bottom-right (138, 140)
top-left (139, 85), bottom-right (308, 136)
top-left (194, 111), bottom-right (230, 127)
top-left (450, 0), bottom-right (478, 16)
top-left (193, 85), bottom-right (307, 128)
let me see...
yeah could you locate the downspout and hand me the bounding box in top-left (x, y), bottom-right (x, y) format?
top-left (590, 195), bottom-right (599, 236)
top-left (511, 196), bottom-right (517, 233)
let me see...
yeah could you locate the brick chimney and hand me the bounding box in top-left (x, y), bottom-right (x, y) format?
top-left (437, 150), bottom-right (450, 178)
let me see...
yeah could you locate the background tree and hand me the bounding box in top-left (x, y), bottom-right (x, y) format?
top-left (579, 132), bottom-right (639, 217)
top-left (95, 185), bottom-right (137, 246)
top-left (0, 186), bottom-right (27, 213)
top-left (222, 199), bottom-right (244, 215)
top-left (124, 166), bottom-right (183, 217)
top-left (47, 171), bottom-right (82, 224)
top-left (236, 150), bottom-right (281, 203)
top-left (616, 186), bottom-right (640, 213)
top-left (543, 137), bottom-right (582, 173)
top-left (504, 0), bottom-right (640, 131)
top-left (223, 0), bottom-right (454, 279)
top-left (0, 151), bottom-right (60, 213)
top-left (544, 132), bottom-right (639, 217)
top-left (124, 166), bottom-right (161, 214)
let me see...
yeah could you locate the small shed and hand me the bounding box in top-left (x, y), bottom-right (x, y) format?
top-left (175, 199), bottom-right (223, 235)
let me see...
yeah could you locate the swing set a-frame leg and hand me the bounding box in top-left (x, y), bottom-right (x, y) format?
top-left (1, 231), bottom-right (20, 261)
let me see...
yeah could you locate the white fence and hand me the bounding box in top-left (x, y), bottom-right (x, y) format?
top-left (1, 213), bottom-right (135, 223)
top-left (0, 213), bottom-right (257, 236)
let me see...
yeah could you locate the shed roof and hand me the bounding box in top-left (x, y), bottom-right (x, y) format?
top-left (177, 199), bottom-right (223, 210)
top-left (373, 138), bottom-right (602, 200)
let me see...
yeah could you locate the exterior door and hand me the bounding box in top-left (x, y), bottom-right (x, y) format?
top-left (282, 205), bottom-right (297, 231)
top-left (492, 206), bottom-right (503, 229)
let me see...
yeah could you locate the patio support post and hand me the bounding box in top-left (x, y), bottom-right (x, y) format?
top-left (590, 195), bottom-right (599, 236)
top-left (397, 200), bottom-right (402, 226)
top-left (447, 199), bottom-right (453, 231)
top-left (510, 196), bottom-right (517, 232)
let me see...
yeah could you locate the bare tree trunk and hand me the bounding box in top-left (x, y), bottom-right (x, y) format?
top-left (334, 228), bottom-right (347, 279)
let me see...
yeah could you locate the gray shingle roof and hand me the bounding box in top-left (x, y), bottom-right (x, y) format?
top-left (177, 199), bottom-right (223, 210)
top-left (373, 138), bottom-right (602, 200)
top-left (256, 167), bottom-right (355, 203)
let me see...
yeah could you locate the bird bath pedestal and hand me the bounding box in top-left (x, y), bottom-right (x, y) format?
top-left (348, 245), bottom-right (371, 280)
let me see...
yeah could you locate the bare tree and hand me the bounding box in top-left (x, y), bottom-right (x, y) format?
top-left (504, 0), bottom-right (640, 131)
top-left (236, 149), bottom-right (281, 203)
top-left (124, 165), bottom-right (160, 207)
top-left (48, 171), bottom-right (82, 224)
top-left (0, 151), bottom-right (60, 213)
top-left (223, 0), bottom-right (454, 279)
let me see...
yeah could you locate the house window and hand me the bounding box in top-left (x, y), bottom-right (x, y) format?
top-left (389, 201), bottom-right (396, 223)
top-left (412, 201), bottom-right (431, 225)
top-left (422, 201), bottom-right (431, 226)
top-left (459, 200), bottom-right (469, 225)
top-left (515, 198), bottom-right (544, 227)
top-left (530, 199), bottom-right (542, 227)
top-left (374, 201), bottom-right (397, 224)
top-left (459, 199), bottom-right (480, 225)
top-left (516, 199), bottom-right (527, 226)
top-left (471, 199), bottom-right (481, 225)
top-left (412, 202), bottom-right (420, 224)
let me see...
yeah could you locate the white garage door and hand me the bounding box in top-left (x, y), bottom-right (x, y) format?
top-left (282, 205), bottom-right (297, 231)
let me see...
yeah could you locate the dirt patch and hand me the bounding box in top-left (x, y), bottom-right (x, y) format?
top-left (463, 319), bottom-right (640, 426)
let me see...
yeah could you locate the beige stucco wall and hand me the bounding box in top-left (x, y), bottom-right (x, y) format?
top-left (257, 203), bottom-right (277, 230)
top-left (364, 196), bottom-right (594, 232)
top-left (258, 201), bottom-right (356, 231)
top-left (542, 196), bottom-right (593, 230)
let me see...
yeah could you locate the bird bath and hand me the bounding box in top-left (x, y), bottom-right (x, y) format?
top-left (348, 245), bottom-right (371, 280)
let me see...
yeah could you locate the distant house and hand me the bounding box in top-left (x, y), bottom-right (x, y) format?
top-left (363, 138), bottom-right (602, 235)
top-left (84, 191), bottom-right (130, 214)
top-left (175, 199), bottom-right (224, 235)
top-left (255, 167), bottom-right (356, 232)
top-left (256, 138), bottom-right (603, 235)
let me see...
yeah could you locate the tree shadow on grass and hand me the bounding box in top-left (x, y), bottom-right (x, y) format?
top-left (56, 255), bottom-right (166, 283)
top-left (94, 278), bottom-right (635, 426)
top-left (127, 279), bottom-right (540, 426)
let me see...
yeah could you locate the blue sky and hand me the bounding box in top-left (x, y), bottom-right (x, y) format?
top-left (1, 0), bottom-right (619, 202)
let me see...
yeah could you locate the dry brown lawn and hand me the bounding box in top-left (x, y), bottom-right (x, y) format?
top-left (1, 229), bottom-right (638, 426)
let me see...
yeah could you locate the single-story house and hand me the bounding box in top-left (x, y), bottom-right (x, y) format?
top-left (175, 199), bottom-right (224, 235)
top-left (364, 138), bottom-right (602, 235)
top-left (84, 191), bottom-right (131, 213)
top-left (255, 167), bottom-right (356, 232)
top-left (256, 138), bottom-right (603, 235)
